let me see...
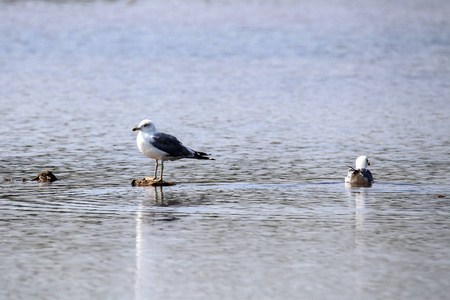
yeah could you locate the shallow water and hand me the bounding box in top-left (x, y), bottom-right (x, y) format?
top-left (1, 0), bottom-right (450, 299)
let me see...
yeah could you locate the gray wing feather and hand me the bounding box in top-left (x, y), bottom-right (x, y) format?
top-left (152, 132), bottom-right (194, 158)
top-left (361, 169), bottom-right (374, 183)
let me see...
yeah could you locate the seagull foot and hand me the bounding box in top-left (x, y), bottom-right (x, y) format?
top-left (152, 178), bottom-right (175, 186)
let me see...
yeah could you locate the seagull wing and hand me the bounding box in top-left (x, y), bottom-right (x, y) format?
top-left (152, 132), bottom-right (194, 158)
top-left (361, 169), bottom-right (374, 183)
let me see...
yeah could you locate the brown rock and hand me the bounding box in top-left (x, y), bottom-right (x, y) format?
top-left (131, 178), bottom-right (175, 187)
top-left (31, 170), bottom-right (59, 183)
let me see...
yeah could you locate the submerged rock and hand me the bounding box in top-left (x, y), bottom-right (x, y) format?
top-left (131, 178), bottom-right (175, 187)
top-left (31, 170), bottom-right (59, 183)
top-left (2, 178), bottom-right (27, 182)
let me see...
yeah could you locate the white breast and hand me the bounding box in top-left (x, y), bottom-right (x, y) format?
top-left (137, 132), bottom-right (168, 160)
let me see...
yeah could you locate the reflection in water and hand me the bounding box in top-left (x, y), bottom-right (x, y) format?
top-left (135, 186), bottom-right (160, 300)
top-left (345, 188), bottom-right (367, 228)
top-left (148, 186), bottom-right (165, 206)
top-left (354, 190), bottom-right (366, 229)
top-left (345, 188), bottom-right (367, 299)
top-left (134, 186), bottom-right (179, 300)
top-left (143, 186), bottom-right (184, 207)
top-left (135, 196), bottom-right (144, 300)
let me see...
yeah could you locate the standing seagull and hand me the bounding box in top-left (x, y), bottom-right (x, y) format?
top-left (345, 156), bottom-right (374, 187)
top-left (132, 119), bottom-right (214, 182)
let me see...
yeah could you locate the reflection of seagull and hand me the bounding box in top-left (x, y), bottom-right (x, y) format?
top-left (345, 156), bottom-right (374, 187)
top-left (132, 119), bottom-right (214, 182)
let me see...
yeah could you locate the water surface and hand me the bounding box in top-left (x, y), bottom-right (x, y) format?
top-left (1, 0), bottom-right (449, 299)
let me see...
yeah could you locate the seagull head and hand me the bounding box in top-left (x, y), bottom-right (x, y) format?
top-left (132, 119), bottom-right (157, 133)
top-left (355, 155), bottom-right (370, 169)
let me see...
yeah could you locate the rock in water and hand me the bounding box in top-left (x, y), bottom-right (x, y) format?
top-left (131, 178), bottom-right (175, 187)
top-left (31, 170), bottom-right (59, 183)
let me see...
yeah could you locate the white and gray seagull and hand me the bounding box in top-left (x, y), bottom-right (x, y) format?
top-left (132, 119), bottom-right (214, 182)
top-left (345, 155), bottom-right (374, 187)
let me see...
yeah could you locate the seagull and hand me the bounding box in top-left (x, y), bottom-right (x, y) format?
top-left (345, 156), bottom-right (374, 187)
top-left (132, 119), bottom-right (214, 182)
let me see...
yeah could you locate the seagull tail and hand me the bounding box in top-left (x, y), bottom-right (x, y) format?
top-left (194, 151), bottom-right (215, 160)
top-left (347, 165), bottom-right (360, 175)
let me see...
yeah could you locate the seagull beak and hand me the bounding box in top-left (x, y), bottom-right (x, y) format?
top-left (132, 127), bottom-right (141, 132)
top-left (368, 162), bottom-right (371, 166)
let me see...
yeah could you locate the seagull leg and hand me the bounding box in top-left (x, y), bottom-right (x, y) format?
top-left (146, 160), bottom-right (158, 181)
top-left (158, 161), bottom-right (164, 182)
top-left (154, 160), bottom-right (159, 180)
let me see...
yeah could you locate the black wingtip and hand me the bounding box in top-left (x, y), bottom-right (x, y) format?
top-left (194, 152), bottom-right (214, 160)
top-left (197, 155), bottom-right (215, 160)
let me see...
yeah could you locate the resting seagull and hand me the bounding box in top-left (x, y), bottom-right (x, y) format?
top-left (132, 119), bottom-right (214, 182)
top-left (345, 156), bottom-right (374, 187)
